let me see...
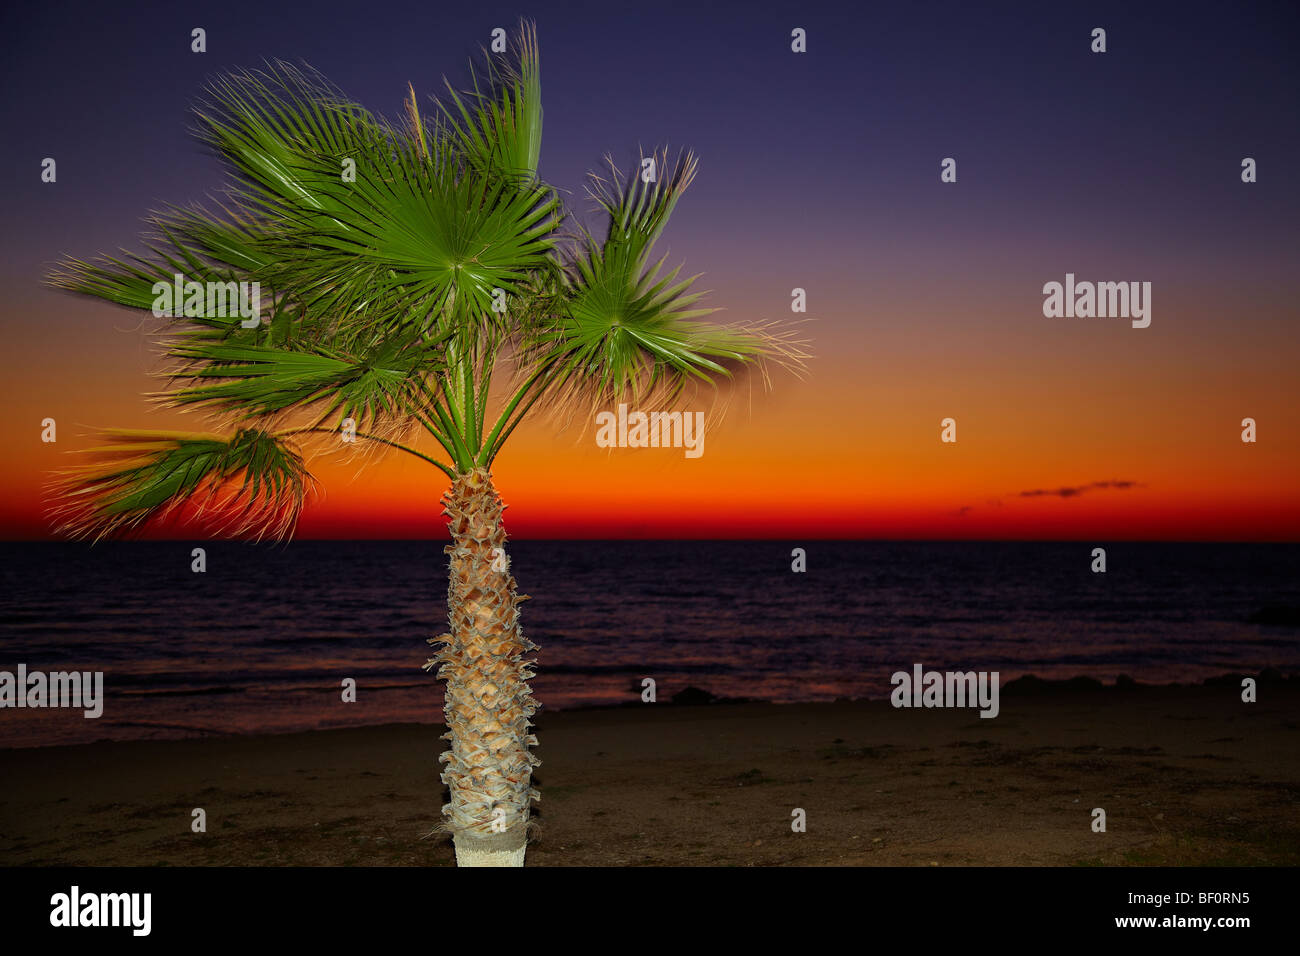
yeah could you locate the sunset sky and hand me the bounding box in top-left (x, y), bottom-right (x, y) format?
top-left (2, 0), bottom-right (1296, 540)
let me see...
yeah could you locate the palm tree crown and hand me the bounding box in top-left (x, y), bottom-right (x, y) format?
top-left (48, 21), bottom-right (793, 535)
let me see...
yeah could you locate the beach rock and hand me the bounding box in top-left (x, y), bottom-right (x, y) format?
top-left (1064, 676), bottom-right (1104, 693)
top-left (1002, 674), bottom-right (1049, 695)
top-left (1203, 673), bottom-right (1248, 687)
top-left (1247, 605), bottom-right (1300, 627)
top-left (671, 686), bottom-right (716, 706)
top-left (1003, 674), bottom-right (1104, 696)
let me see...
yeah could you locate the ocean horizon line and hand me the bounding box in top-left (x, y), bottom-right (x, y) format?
top-left (4, 537), bottom-right (1300, 545)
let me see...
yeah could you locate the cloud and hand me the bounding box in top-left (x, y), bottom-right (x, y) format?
top-left (953, 481), bottom-right (1143, 518)
top-left (1017, 480), bottom-right (1142, 499)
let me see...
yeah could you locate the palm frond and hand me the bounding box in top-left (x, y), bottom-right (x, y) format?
top-left (439, 19), bottom-right (543, 184)
top-left (47, 197), bottom-right (291, 350)
top-left (49, 429), bottom-right (313, 541)
top-left (523, 150), bottom-right (772, 407)
top-left (196, 60), bottom-right (560, 337)
top-left (196, 61), bottom-right (392, 224)
top-left (158, 330), bottom-right (447, 432)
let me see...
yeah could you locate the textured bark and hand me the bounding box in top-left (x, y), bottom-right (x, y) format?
top-left (425, 468), bottom-right (539, 865)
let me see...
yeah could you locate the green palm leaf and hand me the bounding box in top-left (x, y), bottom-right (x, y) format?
top-left (50, 429), bottom-right (313, 541)
top-left (197, 61), bottom-right (560, 336)
top-left (439, 21), bottom-right (543, 183)
top-left (48, 200), bottom-right (291, 348)
top-left (524, 151), bottom-right (770, 406)
top-left (162, 330), bottom-right (447, 429)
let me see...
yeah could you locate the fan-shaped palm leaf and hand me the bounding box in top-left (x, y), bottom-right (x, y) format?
top-left (519, 151), bottom-right (770, 409)
top-left (439, 22), bottom-right (543, 183)
top-left (161, 330), bottom-right (448, 431)
top-left (50, 428), bottom-right (312, 541)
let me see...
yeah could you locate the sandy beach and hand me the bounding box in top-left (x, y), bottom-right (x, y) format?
top-left (2, 679), bottom-right (1297, 867)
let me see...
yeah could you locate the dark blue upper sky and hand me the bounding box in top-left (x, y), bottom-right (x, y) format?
top-left (4, 0), bottom-right (1297, 287)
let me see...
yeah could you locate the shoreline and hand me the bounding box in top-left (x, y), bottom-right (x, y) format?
top-left (2, 669), bottom-right (1295, 753)
top-left (2, 680), bottom-right (1297, 866)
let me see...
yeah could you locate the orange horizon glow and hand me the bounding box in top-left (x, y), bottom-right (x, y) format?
top-left (6, 224), bottom-right (1298, 546)
top-left (4, 313), bottom-right (1297, 542)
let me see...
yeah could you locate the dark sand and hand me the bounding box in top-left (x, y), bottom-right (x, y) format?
top-left (2, 682), bottom-right (1297, 866)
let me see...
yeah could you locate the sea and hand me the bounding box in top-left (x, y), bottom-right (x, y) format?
top-left (1, 541), bottom-right (1297, 748)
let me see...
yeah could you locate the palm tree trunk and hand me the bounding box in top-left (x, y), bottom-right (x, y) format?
top-left (428, 468), bottom-right (539, 866)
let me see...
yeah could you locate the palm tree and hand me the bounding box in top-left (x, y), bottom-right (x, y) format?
top-left (46, 21), bottom-right (796, 866)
